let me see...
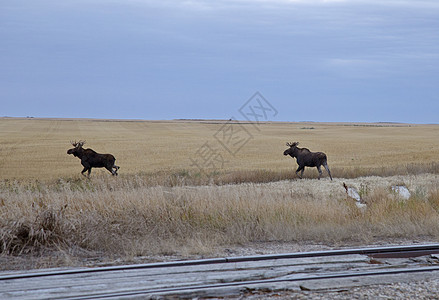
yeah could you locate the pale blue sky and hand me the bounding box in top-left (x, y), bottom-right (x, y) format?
top-left (1, 0), bottom-right (438, 123)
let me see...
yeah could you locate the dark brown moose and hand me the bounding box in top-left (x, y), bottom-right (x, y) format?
top-left (67, 141), bottom-right (120, 177)
top-left (283, 142), bottom-right (332, 180)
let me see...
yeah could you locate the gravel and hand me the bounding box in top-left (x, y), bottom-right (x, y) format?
top-left (302, 278), bottom-right (439, 299)
top-left (243, 278), bottom-right (439, 299)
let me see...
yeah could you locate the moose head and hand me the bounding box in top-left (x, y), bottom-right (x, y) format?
top-left (283, 142), bottom-right (299, 157)
top-left (67, 140), bottom-right (86, 157)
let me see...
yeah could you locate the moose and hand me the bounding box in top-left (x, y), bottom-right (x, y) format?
top-left (67, 141), bottom-right (119, 177)
top-left (283, 142), bottom-right (332, 180)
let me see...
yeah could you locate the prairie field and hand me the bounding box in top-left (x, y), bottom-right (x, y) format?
top-left (1, 118), bottom-right (439, 269)
top-left (1, 117), bottom-right (439, 180)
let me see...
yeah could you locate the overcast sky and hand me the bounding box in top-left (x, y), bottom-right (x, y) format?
top-left (1, 0), bottom-right (438, 123)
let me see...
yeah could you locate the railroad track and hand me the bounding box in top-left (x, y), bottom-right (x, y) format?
top-left (1, 244), bottom-right (439, 299)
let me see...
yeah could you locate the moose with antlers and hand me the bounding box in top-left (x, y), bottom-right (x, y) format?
top-left (67, 141), bottom-right (120, 177)
top-left (283, 142), bottom-right (332, 180)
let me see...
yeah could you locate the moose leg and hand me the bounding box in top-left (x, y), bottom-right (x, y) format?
top-left (106, 165), bottom-right (119, 176)
top-left (317, 166), bottom-right (323, 180)
top-left (113, 165), bottom-right (120, 176)
top-left (81, 161), bottom-right (91, 177)
top-left (105, 166), bottom-right (114, 175)
top-left (81, 167), bottom-right (88, 177)
top-left (296, 166), bottom-right (305, 179)
top-left (81, 167), bottom-right (92, 177)
top-left (323, 162), bottom-right (333, 181)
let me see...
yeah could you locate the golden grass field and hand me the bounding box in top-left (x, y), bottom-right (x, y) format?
top-left (1, 117), bottom-right (439, 180)
top-left (1, 118), bottom-right (439, 269)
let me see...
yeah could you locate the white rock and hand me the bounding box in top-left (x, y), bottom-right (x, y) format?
top-left (355, 201), bottom-right (367, 209)
top-left (391, 186), bottom-right (411, 200)
top-left (347, 188), bottom-right (361, 202)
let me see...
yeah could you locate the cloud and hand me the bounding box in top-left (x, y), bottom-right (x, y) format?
top-left (327, 58), bottom-right (376, 67)
top-left (323, 58), bottom-right (389, 78)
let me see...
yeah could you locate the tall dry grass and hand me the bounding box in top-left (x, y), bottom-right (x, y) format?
top-left (1, 174), bottom-right (439, 261)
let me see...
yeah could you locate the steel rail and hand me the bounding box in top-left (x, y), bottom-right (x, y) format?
top-left (1, 243), bottom-right (439, 281)
top-left (61, 265), bottom-right (439, 300)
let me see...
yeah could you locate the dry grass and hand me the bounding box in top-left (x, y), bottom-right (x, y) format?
top-left (1, 174), bottom-right (439, 264)
top-left (1, 118), bottom-right (439, 268)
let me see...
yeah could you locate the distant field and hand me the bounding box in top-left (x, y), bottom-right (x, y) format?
top-left (0, 118), bottom-right (439, 181)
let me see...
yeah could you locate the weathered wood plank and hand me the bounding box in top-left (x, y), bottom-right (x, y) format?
top-left (0, 254), bottom-right (431, 299)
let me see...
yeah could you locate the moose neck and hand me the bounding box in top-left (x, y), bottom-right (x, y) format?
top-left (290, 147), bottom-right (300, 157)
top-left (75, 147), bottom-right (85, 158)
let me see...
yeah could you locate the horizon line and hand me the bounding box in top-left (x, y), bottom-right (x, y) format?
top-left (1, 116), bottom-right (436, 125)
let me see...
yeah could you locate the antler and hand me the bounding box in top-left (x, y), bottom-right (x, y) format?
top-left (286, 142), bottom-right (299, 147)
top-left (70, 140), bottom-right (86, 147)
